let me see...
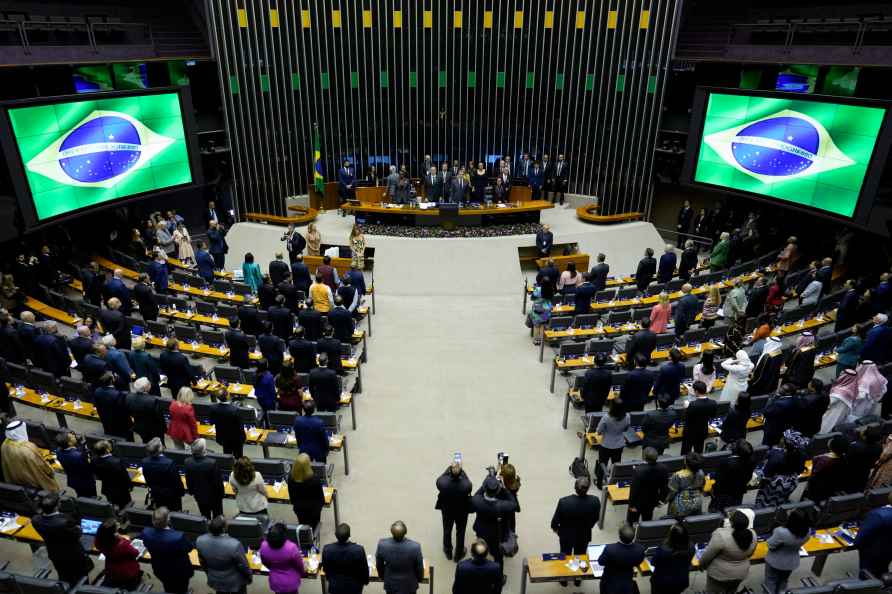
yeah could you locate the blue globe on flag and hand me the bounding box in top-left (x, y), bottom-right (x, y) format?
top-left (731, 116), bottom-right (819, 177)
top-left (58, 115), bottom-right (142, 183)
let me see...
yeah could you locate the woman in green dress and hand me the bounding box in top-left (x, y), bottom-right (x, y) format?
top-left (241, 252), bottom-right (264, 294)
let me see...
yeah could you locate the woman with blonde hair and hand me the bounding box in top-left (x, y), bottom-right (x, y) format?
top-left (167, 387), bottom-right (198, 449)
top-left (286, 453), bottom-right (325, 529)
top-left (498, 462), bottom-right (522, 531)
top-left (306, 223), bottom-right (321, 256)
top-left (701, 285), bottom-right (721, 329)
top-left (349, 225), bottom-right (366, 269)
top-left (649, 292), bottom-right (672, 333)
top-left (230, 456), bottom-right (269, 528)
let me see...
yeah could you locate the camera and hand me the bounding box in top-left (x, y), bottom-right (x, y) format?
top-left (497, 452), bottom-right (509, 465)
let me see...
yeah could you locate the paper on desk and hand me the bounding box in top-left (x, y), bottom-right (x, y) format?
top-left (586, 544), bottom-right (606, 577)
top-left (248, 389), bottom-right (256, 399)
top-left (818, 533), bottom-right (835, 544)
top-left (0, 515), bottom-right (20, 533)
top-left (308, 557), bottom-right (320, 572)
top-left (799, 547), bottom-right (809, 557)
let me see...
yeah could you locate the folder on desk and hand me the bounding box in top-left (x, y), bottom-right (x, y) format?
top-left (542, 553), bottom-right (565, 561)
top-left (264, 431), bottom-right (290, 445)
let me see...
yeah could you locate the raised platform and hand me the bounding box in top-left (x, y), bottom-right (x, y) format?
top-left (576, 204), bottom-right (643, 224)
top-left (343, 200), bottom-right (553, 227)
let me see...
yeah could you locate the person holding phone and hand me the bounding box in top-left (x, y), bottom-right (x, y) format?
top-left (435, 454), bottom-right (472, 561)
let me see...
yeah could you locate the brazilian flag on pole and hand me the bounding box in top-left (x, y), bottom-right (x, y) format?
top-left (313, 124), bottom-right (324, 193)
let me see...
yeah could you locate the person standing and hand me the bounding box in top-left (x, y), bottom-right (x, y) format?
top-left (677, 240), bottom-right (698, 282)
top-left (597, 524), bottom-right (645, 594)
top-left (528, 161), bottom-right (545, 200)
top-left (649, 292), bottom-right (672, 334)
top-left (764, 508), bottom-right (811, 594)
top-left (590, 253), bottom-right (609, 293)
top-left (653, 348), bottom-right (685, 405)
top-left (167, 387), bottom-right (199, 450)
top-left (667, 452), bottom-right (706, 518)
top-left (348, 225), bottom-right (367, 270)
top-left (657, 244), bottom-right (677, 284)
top-left (699, 510), bottom-right (756, 594)
top-left (92, 440), bottom-right (133, 509)
top-left (338, 160), bottom-right (356, 203)
top-left (259, 522), bottom-right (306, 594)
top-left (140, 507), bottom-right (195, 594)
top-left (580, 353), bottom-right (612, 413)
top-left (287, 453), bottom-right (325, 530)
top-left (452, 540), bottom-right (501, 594)
top-left (627, 447), bottom-right (669, 523)
top-left (550, 477), bottom-right (600, 564)
top-left (375, 521), bottom-right (425, 594)
top-left (230, 457), bottom-right (269, 528)
top-left (173, 223), bottom-right (195, 265)
top-left (709, 232), bottom-right (731, 271)
top-left (471, 475), bottom-right (518, 577)
top-left (283, 224), bottom-right (307, 264)
top-left (720, 351), bottom-right (754, 403)
top-left (197, 516), bottom-right (253, 594)
top-left (184, 438), bottom-right (225, 520)
top-left (625, 320), bottom-right (657, 370)
top-left (621, 355), bottom-right (655, 411)
top-left (635, 248), bottom-right (656, 294)
top-left (550, 154), bottom-right (569, 205)
top-left (322, 523), bottom-right (370, 594)
top-left (207, 221), bottom-right (229, 270)
top-left (141, 437), bottom-right (185, 511)
top-left (535, 225), bottom-right (554, 258)
top-left (31, 493), bottom-right (94, 586)
top-left (210, 388), bottom-right (247, 459)
top-left (306, 223), bottom-right (322, 256)
top-left (594, 399), bottom-right (631, 488)
top-left (1, 419), bottom-right (59, 492)
top-left (676, 200), bottom-right (693, 245)
top-left (650, 522), bottom-right (695, 594)
top-left (672, 284), bottom-right (699, 338)
top-left (681, 381), bottom-right (717, 455)
top-left (55, 431), bottom-right (97, 498)
top-left (435, 460), bottom-right (472, 561)
top-left (709, 440), bottom-right (755, 512)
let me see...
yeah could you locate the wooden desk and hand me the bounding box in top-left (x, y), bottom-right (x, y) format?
top-left (244, 208), bottom-right (318, 226)
top-left (167, 256), bottom-right (232, 279)
top-left (343, 200), bottom-right (553, 227)
top-left (576, 204), bottom-right (644, 224)
top-left (521, 555), bottom-right (595, 594)
top-left (535, 254), bottom-right (590, 274)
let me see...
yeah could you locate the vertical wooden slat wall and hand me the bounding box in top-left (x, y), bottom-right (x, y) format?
top-left (208, 0), bottom-right (680, 218)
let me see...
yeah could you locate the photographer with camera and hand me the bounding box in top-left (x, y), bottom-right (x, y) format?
top-left (435, 455), bottom-right (473, 562)
top-left (470, 456), bottom-right (519, 589)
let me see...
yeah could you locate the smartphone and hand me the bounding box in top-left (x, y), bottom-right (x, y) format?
top-left (453, 452), bottom-right (462, 464)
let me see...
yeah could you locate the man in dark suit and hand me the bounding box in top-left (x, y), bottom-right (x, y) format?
top-left (375, 521), bottom-right (425, 594)
top-left (855, 491), bottom-right (892, 579)
top-left (435, 462), bottom-right (472, 561)
top-left (551, 477), bottom-right (600, 560)
top-left (673, 283), bottom-right (700, 339)
top-left (269, 253), bottom-right (290, 287)
top-left (90, 372), bottom-right (132, 438)
top-left (99, 297), bottom-right (131, 350)
top-left (640, 397), bottom-right (676, 455)
top-left (518, 153), bottom-right (532, 178)
top-left (206, 221), bottom-right (228, 270)
top-left (471, 476), bottom-right (518, 576)
top-left (103, 269), bottom-right (131, 315)
top-left (289, 327), bottom-right (317, 373)
top-left (140, 507), bottom-right (195, 594)
top-left (635, 248), bottom-right (657, 293)
top-left (528, 161), bottom-right (545, 200)
top-left (148, 252), bottom-right (169, 293)
top-left (68, 326), bottom-right (93, 367)
top-left (762, 384), bottom-right (800, 446)
top-left (862, 314), bottom-right (891, 364)
top-left (285, 224), bottom-right (307, 263)
top-left (657, 244), bottom-right (677, 285)
top-left (447, 170), bottom-right (469, 204)
top-left (535, 225), bottom-right (554, 258)
top-left (269, 295), bottom-right (295, 341)
top-left (80, 347), bottom-right (109, 387)
top-left (652, 348), bottom-right (685, 404)
top-left (337, 278), bottom-right (359, 315)
top-left (452, 540), bottom-right (501, 594)
top-left (291, 256), bottom-right (313, 296)
top-left (815, 257), bottom-right (833, 299)
top-left (128, 378), bottom-right (167, 443)
top-left (258, 327), bottom-right (286, 374)
top-left (338, 160), bottom-right (356, 203)
top-left (133, 274), bottom-right (159, 321)
top-left (33, 321), bottom-right (71, 377)
top-left (276, 273), bottom-right (298, 312)
top-left (16, 311), bottom-right (40, 363)
top-left (681, 381), bottom-right (718, 454)
top-left (225, 318), bottom-right (251, 369)
top-left (590, 254), bottom-right (610, 293)
top-left (82, 262), bottom-right (105, 306)
top-left (322, 523), bottom-right (370, 594)
top-left (310, 354), bottom-right (342, 412)
top-left (184, 438), bottom-right (225, 520)
top-left (55, 431), bottom-right (96, 498)
top-left (210, 388), bottom-right (247, 459)
top-left (31, 493), bottom-right (94, 586)
top-left (329, 298), bottom-right (355, 343)
top-left (536, 259), bottom-right (559, 296)
top-left (677, 240), bottom-right (698, 282)
top-left (159, 339), bottom-right (198, 398)
top-left (676, 200), bottom-right (693, 245)
top-left (574, 273), bottom-right (596, 316)
top-left (92, 439), bottom-right (132, 509)
top-left (620, 355), bottom-right (655, 412)
top-left (195, 243), bottom-right (216, 284)
top-left (317, 327), bottom-right (344, 374)
top-left (205, 200), bottom-right (221, 227)
top-left (625, 319), bottom-right (656, 370)
top-left (294, 400), bottom-right (330, 462)
top-left (550, 154), bottom-right (569, 205)
top-left (597, 524), bottom-right (645, 594)
top-left (142, 437), bottom-right (185, 511)
top-left (423, 166), bottom-right (440, 202)
top-left (237, 304), bottom-right (264, 337)
top-left (627, 447), bottom-right (670, 523)
top-left (0, 314), bottom-right (25, 365)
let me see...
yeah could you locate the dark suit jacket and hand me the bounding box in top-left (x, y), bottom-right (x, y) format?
top-left (322, 541), bottom-right (370, 594)
top-left (103, 278), bottom-right (131, 314)
top-left (79, 353), bottom-right (108, 385)
top-left (93, 385), bottom-right (133, 438)
top-left (268, 306), bottom-right (295, 340)
top-left (641, 410), bottom-right (676, 452)
top-left (685, 398), bottom-right (718, 443)
top-left (288, 338), bottom-right (317, 373)
top-left (82, 268), bottom-right (105, 305)
top-left (98, 308), bottom-right (130, 350)
top-left (657, 253), bottom-right (677, 284)
top-left (225, 330), bottom-right (251, 369)
top-left (33, 333), bottom-right (70, 377)
top-left (0, 324), bottom-right (25, 364)
top-left (17, 322), bottom-right (39, 362)
top-left (269, 260), bottom-right (290, 286)
top-left (536, 231), bottom-right (554, 255)
top-left (678, 248), bottom-right (698, 281)
top-left (237, 306), bottom-right (264, 337)
top-left (597, 542), bottom-right (646, 594)
top-left (92, 454), bottom-right (132, 507)
top-left (581, 367), bottom-right (612, 413)
top-left (298, 308), bottom-right (323, 341)
top-left (629, 462), bottom-right (669, 511)
top-left (553, 160), bottom-right (570, 183)
top-left (590, 263), bottom-right (610, 293)
top-left (652, 361), bottom-right (685, 403)
top-left (448, 177), bottom-right (469, 203)
top-left (184, 454), bottom-right (225, 507)
top-left (141, 454), bottom-right (185, 501)
top-left (375, 537), bottom-right (424, 594)
top-left (673, 294), bottom-right (700, 331)
top-left (126, 391), bottom-right (166, 442)
top-left (309, 367), bottom-right (342, 412)
top-left (68, 336), bottom-right (93, 366)
top-left (159, 350), bottom-right (197, 396)
top-left (452, 557), bottom-right (501, 594)
top-left (196, 250), bottom-right (216, 282)
top-left (274, 281), bottom-right (297, 312)
top-left (635, 257), bottom-right (656, 292)
top-left (259, 283), bottom-right (278, 312)
top-left (132, 282), bottom-right (159, 321)
top-left (258, 333), bottom-right (286, 373)
top-left (32, 512), bottom-right (92, 580)
top-left (574, 282), bottom-right (596, 315)
top-left (139, 526), bottom-right (195, 585)
top-left (317, 337), bottom-right (344, 373)
top-left (762, 394), bottom-right (799, 446)
top-left (328, 307), bottom-right (355, 343)
top-left (287, 232), bottom-right (307, 258)
top-left (626, 330), bottom-right (656, 367)
top-left (56, 447), bottom-right (96, 497)
top-left (149, 260), bottom-right (169, 292)
top-left (291, 262), bottom-right (312, 294)
top-left (863, 324), bottom-right (892, 364)
top-left (620, 368), bottom-right (654, 411)
top-left (528, 167), bottom-right (545, 188)
top-left (293, 415), bottom-right (329, 462)
top-left (128, 350), bottom-right (161, 395)
top-left (210, 402), bottom-right (247, 450)
top-left (550, 494), bottom-right (600, 551)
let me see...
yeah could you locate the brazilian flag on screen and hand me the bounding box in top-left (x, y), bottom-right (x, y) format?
top-left (7, 92), bottom-right (192, 221)
top-left (313, 126), bottom-right (324, 192)
top-left (693, 92), bottom-right (886, 218)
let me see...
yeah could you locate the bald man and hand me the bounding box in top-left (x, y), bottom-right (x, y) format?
top-left (68, 325), bottom-right (94, 367)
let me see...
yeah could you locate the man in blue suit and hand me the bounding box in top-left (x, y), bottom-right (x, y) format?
top-left (597, 524), bottom-right (645, 594)
top-left (140, 507), bottom-right (195, 594)
top-left (673, 283), bottom-right (700, 339)
top-left (652, 348), bottom-right (685, 404)
top-left (452, 540), bottom-right (501, 594)
top-left (33, 321), bottom-right (71, 377)
top-left (294, 400), bottom-right (330, 462)
top-left (103, 269), bottom-right (131, 315)
top-left (322, 523), bottom-right (370, 594)
top-left (574, 273), bottom-right (596, 316)
top-left (528, 161), bottom-right (545, 200)
top-left (536, 225), bottom-right (554, 257)
top-left (55, 431), bottom-right (96, 498)
top-left (656, 244), bottom-right (677, 284)
top-left (148, 252), bottom-right (170, 293)
top-left (338, 160), bottom-right (356, 203)
top-left (855, 491), bottom-right (892, 579)
top-left (195, 242), bottom-right (216, 284)
top-left (102, 335), bottom-right (134, 391)
top-left (862, 313), bottom-right (891, 364)
top-left (207, 221), bottom-right (228, 270)
top-left (345, 264), bottom-right (366, 299)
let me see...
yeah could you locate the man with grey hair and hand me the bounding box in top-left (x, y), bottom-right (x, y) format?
top-left (678, 239), bottom-right (699, 282)
top-left (375, 521), bottom-right (424, 594)
top-left (68, 325), bottom-right (93, 367)
top-left (863, 313), bottom-right (891, 364)
top-left (33, 320), bottom-right (71, 378)
top-left (99, 295), bottom-right (131, 350)
top-left (673, 283), bottom-right (700, 339)
top-left (139, 506), bottom-right (195, 594)
top-left (386, 165), bottom-right (400, 202)
top-left (184, 438), bottom-right (225, 520)
top-left (16, 310), bottom-right (39, 363)
top-left (141, 437), bottom-right (184, 511)
top-left (127, 377), bottom-right (166, 445)
top-left (101, 333), bottom-right (134, 390)
top-left (103, 268), bottom-right (131, 315)
top-left (657, 243), bottom-right (678, 285)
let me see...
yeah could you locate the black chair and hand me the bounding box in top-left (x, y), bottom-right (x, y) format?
top-left (0, 482), bottom-right (38, 516)
top-left (558, 343), bottom-right (586, 360)
top-left (202, 330), bottom-right (226, 347)
top-left (866, 487), bottom-right (892, 511)
top-left (74, 497), bottom-right (115, 521)
top-left (212, 280), bottom-right (231, 294)
top-left (607, 310), bottom-right (632, 326)
top-left (700, 451), bottom-right (731, 476)
top-left (252, 458), bottom-right (290, 482)
top-left (616, 288), bottom-right (639, 300)
top-left (595, 289), bottom-right (616, 303)
top-left (286, 523), bottom-right (315, 551)
top-left (311, 461), bottom-right (333, 486)
top-left (683, 513), bottom-right (724, 544)
top-left (12, 574), bottom-right (68, 594)
top-left (816, 493), bottom-right (865, 528)
top-left (173, 324), bottom-right (198, 343)
top-left (168, 297), bottom-right (190, 312)
top-left (114, 442), bottom-right (149, 466)
top-left (666, 279), bottom-right (685, 292)
top-left (59, 377), bottom-right (89, 400)
top-left (684, 328), bottom-right (706, 346)
top-left (227, 517), bottom-right (264, 549)
top-left (30, 369), bottom-right (57, 394)
top-left (631, 308), bottom-right (650, 322)
top-left (316, 411), bottom-right (340, 434)
top-left (164, 449), bottom-right (191, 468)
top-left (207, 453), bottom-right (235, 479)
top-left (706, 325), bottom-right (729, 342)
top-left (242, 368), bottom-right (257, 385)
top-left (787, 587), bottom-right (835, 594)
top-left (573, 314), bottom-right (599, 329)
top-left (237, 406), bottom-right (260, 426)
top-left (548, 317), bottom-right (573, 331)
top-left (646, 283), bottom-right (666, 297)
top-left (214, 365), bottom-right (243, 384)
top-left (634, 519), bottom-right (675, 547)
top-left (76, 301), bottom-right (101, 321)
top-left (25, 421), bottom-right (53, 451)
top-left (124, 508), bottom-right (154, 533)
top-left (655, 333), bottom-right (677, 350)
top-left (6, 362), bottom-right (29, 386)
top-left (195, 301), bottom-right (217, 317)
top-left (146, 320), bottom-right (169, 338)
top-left (169, 512), bottom-right (208, 541)
top-left (586, 340), bottom-right (615, 356)
top-left (217, 304), bottom-right (238, 320)
top-left (808, 433), bottom-right (841, 458)
top-left (73, 585), bottom-right (124, 594)
top-left (267, 410), bottom-right (299, 431)
top-left (560, 295), bottom-right (575, 306)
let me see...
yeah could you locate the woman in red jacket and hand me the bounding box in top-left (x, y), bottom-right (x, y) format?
top-left (167, 387), bottom-right (199, 449)
top-left (95, 518), bottom-right (142, 589)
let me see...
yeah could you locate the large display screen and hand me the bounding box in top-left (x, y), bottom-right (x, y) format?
top-left (4, 91), bottom-right (193, 222)
top-left (691, 91), bottom-right (887, 218)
